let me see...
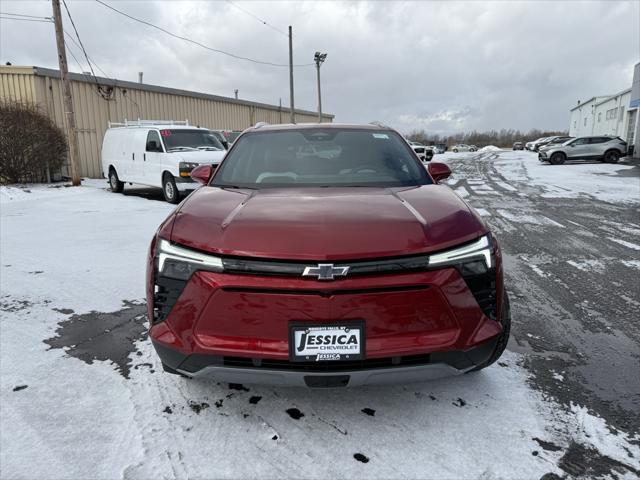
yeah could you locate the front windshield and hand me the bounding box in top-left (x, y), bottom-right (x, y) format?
top-left (160, 129), bottom-right (225, 152)
top-left (212, 129), bottom-right (432, 188)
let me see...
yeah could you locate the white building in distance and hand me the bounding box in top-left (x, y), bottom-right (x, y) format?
top-left (569, 62), bottom-right (640, 158)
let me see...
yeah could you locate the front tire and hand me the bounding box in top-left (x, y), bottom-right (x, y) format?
top-left (453, 149), bottom-right (458, 153)
top-left (467, 291), bottom-right (511, 372)
top-left (108, 168), bottom-right (124, 193)
top-left (603, 150), bottom-right (620, 164)
top-left (549, 152), bottom-right (566, 165)
top-left (162, 174), bottom-right (180, 204)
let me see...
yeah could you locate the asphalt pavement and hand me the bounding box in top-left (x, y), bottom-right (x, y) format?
top-left (445, 152), bottom-right (640, 436)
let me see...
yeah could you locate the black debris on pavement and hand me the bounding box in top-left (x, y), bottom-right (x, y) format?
top-left (285, 408), bottom-right (304, 420)
top-left (353, 453), bottom-right (370, 463)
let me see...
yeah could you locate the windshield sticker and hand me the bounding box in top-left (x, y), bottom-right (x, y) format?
top-left (372, 133), bottom-right (389, 139)
top-left (160, 129), bottom-right (172, 137)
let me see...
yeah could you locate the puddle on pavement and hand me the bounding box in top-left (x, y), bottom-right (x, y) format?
top-left (44, 300), bottom-right (147, 378)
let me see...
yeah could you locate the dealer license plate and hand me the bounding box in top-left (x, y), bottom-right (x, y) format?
top-left (289, 323), bottom-right (365, 362)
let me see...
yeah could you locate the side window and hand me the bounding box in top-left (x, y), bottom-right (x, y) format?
top-left (572, 138), bottom-right (588, 146)
top-left (146, 131), bottom-right (163, 152)
top-left (588, 137), bottom-right (607, 144)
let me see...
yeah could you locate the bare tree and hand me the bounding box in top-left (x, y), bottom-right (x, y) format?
top-left (0, 101), bottom-right (67, 184)
top-left (406, 128), bottom-right (568, 148)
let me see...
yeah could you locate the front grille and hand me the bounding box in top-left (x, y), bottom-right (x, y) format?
top-left (178, 349), bottom-right (477, 374)
top-left (180, 353), bottom-right (431, 373)
top-left (221, 285), bottom-right (429, 296)
top-left (153, 276), bottom-right (186, 324)
top-left (222, 254), bottom-right (430, 277)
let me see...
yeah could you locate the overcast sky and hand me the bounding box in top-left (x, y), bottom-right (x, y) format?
top-left (1, 0), bottom-right (639, 134)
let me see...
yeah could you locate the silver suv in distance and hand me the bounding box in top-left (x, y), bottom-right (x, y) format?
top-left (538, 136), bottom-right (627, 164)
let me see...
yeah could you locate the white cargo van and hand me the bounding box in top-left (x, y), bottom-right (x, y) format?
top-left (101, 120), bottom-right (226, 203)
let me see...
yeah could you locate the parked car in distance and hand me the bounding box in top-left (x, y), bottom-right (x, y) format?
top-left (538, 136), bottom-right (627, 164)
top-left (101, 121), bottom-right (226, 203)
top-left (526, 137), bottom-right (546, 151)
top-left (536, 136), bottom-right (573, 150)
top-left (223, 130), bottom-right (243, 145)
top-left (531, 137), bottom-right (554, 152)
top-left (433, 144), bottom-right (447, 154)
top-left (512, 142), bottom-right (524, 150)
top-left (451, 144), bottom-right (477, 153)
top-left (210, 130), bottom-right (229, 149)
top-left (409, 141), bottom-right (433, 162)
top-left (147, 122), bottom-right (510, 387)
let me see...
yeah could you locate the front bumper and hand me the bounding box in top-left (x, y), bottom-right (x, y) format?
top-left (153, 336), bottom-right (498, 387)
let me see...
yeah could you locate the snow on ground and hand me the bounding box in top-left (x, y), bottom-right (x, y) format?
top-left (489, 151), bottom-right (639, 204)
top-left (1, 179), bottom-right (639, 479)
top-left (478, 145), bottom-right (501, 152)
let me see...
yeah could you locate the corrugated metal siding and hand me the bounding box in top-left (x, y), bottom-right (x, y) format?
top-left (1, 66), bottom-right (332, 179)
top-left (0, 68), bottom-right (37, 103)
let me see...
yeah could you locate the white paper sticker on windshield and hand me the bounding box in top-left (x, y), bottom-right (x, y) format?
top-left (372, 133), bottom-right (389, 139)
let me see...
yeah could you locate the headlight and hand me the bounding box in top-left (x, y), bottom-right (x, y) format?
top-left (157, 239), bottom-right (223, 280)
top-left (429, 235), bottom-right (493, 269)
top-left (179, 162), bottom-right (200, 177)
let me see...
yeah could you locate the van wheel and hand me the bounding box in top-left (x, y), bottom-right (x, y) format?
top-left (603, 150), bottom-right (620, 164)
top-left (162, 174), bottom-right (180, 204)
top-left (108, 168), bottom-right (124, 193)
top-left (549, 152), bottom-right (566, 165)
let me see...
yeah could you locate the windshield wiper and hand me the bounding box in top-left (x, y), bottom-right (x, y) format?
top-left (167, 146), bottom-right (198, 152)
top-left (196, 146), bottom-right (222, 151)
top-left (219, 185), bottom-right (257, 190)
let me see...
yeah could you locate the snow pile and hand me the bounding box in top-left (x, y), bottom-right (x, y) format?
top-left (478, 145), bottom-right (501, 152)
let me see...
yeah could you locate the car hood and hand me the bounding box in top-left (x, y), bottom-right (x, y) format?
top-left (171, 150), bottom-right (226, 164)
top-left (168, 185), bottom-right (488, 261)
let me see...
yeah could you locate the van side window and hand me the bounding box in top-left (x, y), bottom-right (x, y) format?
top-left (146, 131), bottom-right (163, 152)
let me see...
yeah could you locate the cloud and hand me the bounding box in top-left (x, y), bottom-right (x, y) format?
top-left (1, 0), bottom-right (638, 135)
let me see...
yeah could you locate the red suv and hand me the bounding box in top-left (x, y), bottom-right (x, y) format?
top-left (147, 124), bottom-right (510, 387)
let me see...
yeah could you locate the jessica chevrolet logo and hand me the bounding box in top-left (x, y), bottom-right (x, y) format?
top-left (296, 330), bottom-right (359, 352)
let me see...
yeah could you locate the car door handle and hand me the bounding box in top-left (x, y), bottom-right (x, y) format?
top-left (132, 153), bottom-right (135, 160)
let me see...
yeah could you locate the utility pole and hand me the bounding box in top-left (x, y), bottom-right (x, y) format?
top-left (288, 25), bottom-right (295, 124)
top-left (314, 52), bottom-right (327, 123)
top-left (52, 0), bottom-right (81, 186)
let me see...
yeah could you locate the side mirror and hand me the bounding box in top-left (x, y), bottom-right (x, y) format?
top-left (427, 162), bottom-right (451, 183)
top-left (190, 164), bottom-right (214, 185)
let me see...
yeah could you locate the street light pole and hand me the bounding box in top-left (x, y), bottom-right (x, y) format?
top-left (314, 52), bottom-right (327, 123)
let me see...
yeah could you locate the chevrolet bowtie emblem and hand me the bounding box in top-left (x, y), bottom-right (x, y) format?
top-left (302, 263), bottom-right (350, 281)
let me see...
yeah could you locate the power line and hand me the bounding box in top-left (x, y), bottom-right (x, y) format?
top-left (63, 30), bottom-right (110, 80)
top-left (94, 0), bottom-right (314, 68)
top-left (0, 15), bottom-right (53, 23)
top-left (61, 0), bottom-right (97, 80)
top-left (225, 1), bottom-right (288, 37)
top-left (0, 12), bottom-right (52, 20)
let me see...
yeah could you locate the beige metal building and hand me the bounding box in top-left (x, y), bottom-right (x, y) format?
top-left (0, 65), bottom-right (333, 178)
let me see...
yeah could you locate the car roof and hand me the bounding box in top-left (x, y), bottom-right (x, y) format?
top-left (244, 122), bottom-right (394, 133)
top-left (109, 125), bottom-right (209, 131)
